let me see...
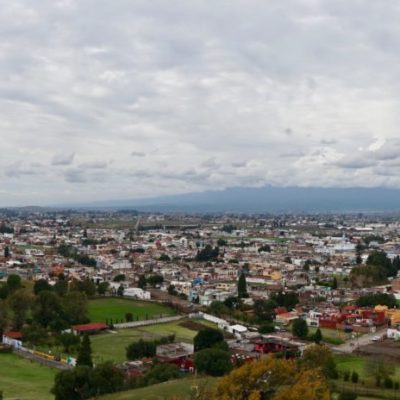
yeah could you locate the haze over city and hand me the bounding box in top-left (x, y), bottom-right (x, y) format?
top-left (2, 1), bottom-right (400, 206)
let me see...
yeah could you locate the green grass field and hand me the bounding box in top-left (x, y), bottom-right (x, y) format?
top-left (88, 298), bottom-right (176, 323)
top-left (98, 377), bottom-right (216, 400)
top-left (308, 326), bottom-right (351, 345)
top-left (91, 320), bottom-right (215, 363)
top-left (0, 353), bottom-right (56, 400)
top-left (335, 354), bottom-right (400, 382)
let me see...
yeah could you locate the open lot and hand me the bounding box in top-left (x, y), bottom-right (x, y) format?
top-left (91, 319), bottom-right (216, 363)
top-left (88, 298), bottom-right (176, 323)
top-left (0, 353), bottom-right (56, 400)
top-left (357, 339), bottom-right (400, 361)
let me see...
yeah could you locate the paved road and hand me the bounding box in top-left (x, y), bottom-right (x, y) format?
top-left (332, 328), bottom-right (386, 353)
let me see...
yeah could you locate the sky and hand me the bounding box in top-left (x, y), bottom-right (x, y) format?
top-left (1, 0), bottom-right (400, 206)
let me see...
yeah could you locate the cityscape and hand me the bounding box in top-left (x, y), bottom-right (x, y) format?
top-left (1, 1), bottom-right (400, 399)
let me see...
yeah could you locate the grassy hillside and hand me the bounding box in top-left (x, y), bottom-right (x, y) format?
top-left (98, 377), bottom-right (216, 400)
top-left (0, 353), bottom-right (56, 400)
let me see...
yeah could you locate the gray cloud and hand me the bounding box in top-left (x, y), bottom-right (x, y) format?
top-left (131, 151), bottom-right (146, 157)
top-left (1, 1), bottom-right (400, 204)
top-left (52, 153), bottom-right (75, 166)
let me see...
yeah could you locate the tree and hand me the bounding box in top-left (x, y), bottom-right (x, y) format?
top-left (292, 318), bottom-right (308, 339)
top-left (8, 289), bottom-right (31, 330)
top-left (54, 278), bottom-right (68, 297)
top-left (356, 293), bottom-right (397, 308)
top-left (76, 334), bottom-right (93, 368)
top-left (301, 344), bottom-right (337, 379)
top-left (6, 274), bottom-right (21, 293)
top-left (33, 290), bottom-right (63, 328)
top-left (271, 291), bottom-right (299, 311)
top-left (126, 339), bottom-right (156, 360)
top-left (314, 328), bottom-right (323, 344)
top-left (143, 363), bottom-right (180, 386)
top-left (259, 323), bottom-right (275, 334)
top-left (57, 333), bottom-right (80, 353)
top-left (52, 365), bottom-right (92, 400)
top-left (0, 300), bottom-right (8, 336)
top-left (195, 348), bottom-right (232, 376)
top-left (90, 362), bottom-right (124, 397)
top-left (332, 277), bottom-right (338, 290)
top-left (138, 275), bottom-right (147, 289)
top-left (63, 291), bottom-right (88, 324)
top-left (237, 272), bottom-right (248, 298)
top-left (365, 357), bottom-right (395, 387)
top-left (97, 281), bottom-right (109, 296)
top-left (125, 312), bottom-right (133, 322)
top-left (217, 238), bottom-right (228, 247)
top-left (117, 284), bottom-right (124, 297)
top-left (146, 275), bottom-right (164, 287)
top-left (351, 371), bottom-right (359, 384)
top-left (258, 244), bottom-right (271, 253)
top-left (196, 245), bottom-right (219, 262)
top-left (215, 356), bottom-right (330, 400)
top-left (52, 363), bottom-right (123, 400)
top-left (224, 296), bottom-right (240, 310)
top-left (33, 279), bottom-right (52, 295)
top-left (113, 274), bottom-right (125, 282)
top-left (168, 285), bottom-right (177, 296)
top-left (194, 328), bottom-right (225, 351)
top-left (253, 299), bottom-right (277, 321)
top-left (71, 279), bottom-right (96, 297)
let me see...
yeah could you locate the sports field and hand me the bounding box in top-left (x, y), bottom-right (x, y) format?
top-left (88, 298), bottom-right (176, 323)
top-left (0, 353), bottom-right (56, 400)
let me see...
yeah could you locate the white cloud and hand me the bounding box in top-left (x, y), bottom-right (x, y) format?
top-left (1, 0), bottom-right (400, 205)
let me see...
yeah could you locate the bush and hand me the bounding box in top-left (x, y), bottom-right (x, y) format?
top-left (292, 318), bottom-right (308, 339)
top-left (343, 370), bottom-right (350, 382)
top-left (194, 328), bottom-right (225, 351)
top-left (259, 323), bottom-right (275, 334)
top-left (194, 348), bottom-right (232, 376)
top-left (126, 339), bottom-right (156, 360)
top-left (384, 377), bottom-right (394, 389)
top-left (351, 371), bottom-right (359, 384)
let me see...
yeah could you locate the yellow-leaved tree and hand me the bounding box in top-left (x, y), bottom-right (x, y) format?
top-left (213, 355), bottom-right (330, 400)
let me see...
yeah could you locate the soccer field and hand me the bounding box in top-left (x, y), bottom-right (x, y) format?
top-left (88, 297), bottom-right (176, 323)
top-left (0, 353), bottom-right (56, 400)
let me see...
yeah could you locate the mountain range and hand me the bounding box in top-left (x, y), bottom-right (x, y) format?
top-left (64, 186), bottom-right (400, 213)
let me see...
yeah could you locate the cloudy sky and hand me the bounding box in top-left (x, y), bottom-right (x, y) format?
top-left (1, 0), bottom-right (400, 206)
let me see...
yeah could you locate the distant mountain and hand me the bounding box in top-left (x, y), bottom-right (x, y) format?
top-left (64, 186), bottom-right (400, 213)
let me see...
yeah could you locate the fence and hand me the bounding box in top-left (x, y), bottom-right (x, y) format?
top-left (13, 347), bottom-right (72, 370)
top-left (113, 315), bottom-right (183, 329)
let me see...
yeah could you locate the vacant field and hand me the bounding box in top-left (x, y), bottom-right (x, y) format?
top-left (0, 353), bottom-right (56, 400)
top-left (99, 377), bottom-right (217, 400)
top-left (88, 298), bottom-right (176, 323)
top-left (91, 319), bottom-right (216, 363)
top-left (357, 340), bottom-right (400, 361)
